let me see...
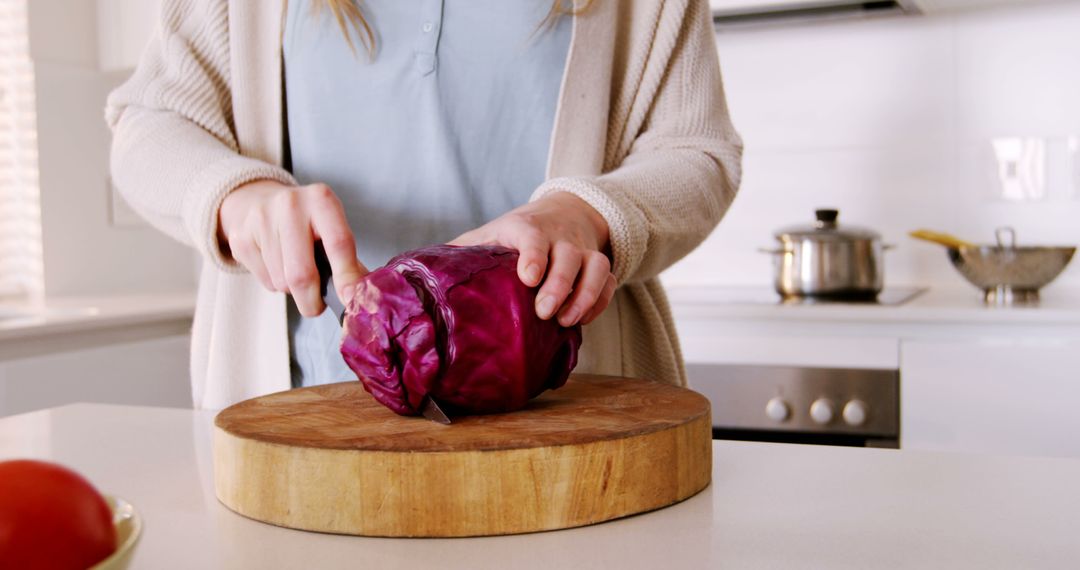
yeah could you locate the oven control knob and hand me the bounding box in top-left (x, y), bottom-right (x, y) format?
top-left (843, 400), bottom-right (868, 427)
top-left (809, 398), bottom-right (835, 425)
top-left (765, 398), bottom-right (790, 422)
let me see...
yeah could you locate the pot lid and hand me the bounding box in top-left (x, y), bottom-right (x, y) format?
top-left (775, 209), bottom-right (881, 242)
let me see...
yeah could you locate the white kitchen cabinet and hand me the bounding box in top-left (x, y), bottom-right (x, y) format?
top-left (900, 337), bottom-right (1080, 458)
top-left (0, 334), bottom-right (192, 417)
top-left (677, 320), bottom-right (899, 369)
top-left (668, 286), bottom-right (1080, 458)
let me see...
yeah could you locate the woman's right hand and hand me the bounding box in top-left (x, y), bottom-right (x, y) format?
top-left (217, 180), bottom-right (367, 316)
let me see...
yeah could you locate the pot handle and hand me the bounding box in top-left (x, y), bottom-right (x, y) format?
top-left (995, 227), bottom-right (1016, 250)
top-left (757, 247), bottom-right (784, 255)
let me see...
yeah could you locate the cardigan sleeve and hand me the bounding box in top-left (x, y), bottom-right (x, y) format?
top-left (105, 0), bottom-right (296, 272)
top-left (532, 0), bottom-right (743, 285)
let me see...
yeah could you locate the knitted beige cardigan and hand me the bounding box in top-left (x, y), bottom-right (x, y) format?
top-left (106, 0), bottom-right (742, 410)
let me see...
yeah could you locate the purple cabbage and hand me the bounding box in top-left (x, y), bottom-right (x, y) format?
top-left (341, 245), bottom-right (582, 416)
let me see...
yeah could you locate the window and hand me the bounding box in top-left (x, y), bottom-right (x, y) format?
top-left (0, 0), bottom-right (43, 299)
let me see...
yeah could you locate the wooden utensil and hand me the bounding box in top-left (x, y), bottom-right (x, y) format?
top-left (909, 229), bottom-right (976, 249)
top-left (213, 374), bottom-right (712, 537)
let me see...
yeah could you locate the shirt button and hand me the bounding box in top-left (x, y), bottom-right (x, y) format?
top-left (422, 22), bottom-right (434, 33)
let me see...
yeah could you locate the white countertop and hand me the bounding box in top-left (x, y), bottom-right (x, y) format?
top-left (2, 404), bottom-right (1078, 569)
top-left (0, 294), bottom-right (196, 361)
top-left (666, 285), bottom-right (1080, 326)
top-left (0, 293), bottom-right (196, 342)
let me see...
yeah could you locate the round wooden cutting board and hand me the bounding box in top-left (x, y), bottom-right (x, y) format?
top-left (213, 374), bottom-right (712, 537)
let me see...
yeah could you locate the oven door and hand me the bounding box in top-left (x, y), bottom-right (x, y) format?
top-left (686, 364), bottom-right (900, 448)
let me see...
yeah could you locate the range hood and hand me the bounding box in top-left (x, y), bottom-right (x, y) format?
top-left (711, 0), bottom-right (1033, 26)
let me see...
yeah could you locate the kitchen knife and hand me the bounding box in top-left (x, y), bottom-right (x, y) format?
top-left (315, 243), bottom-right (347, 325)
top-left (420, 397), bottom-right (452, 425)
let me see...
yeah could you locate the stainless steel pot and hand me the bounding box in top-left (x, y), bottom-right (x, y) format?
top-left (761, 209), bottom-right (890, 300)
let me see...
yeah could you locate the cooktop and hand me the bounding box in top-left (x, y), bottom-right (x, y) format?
top-left (699, 286), bottom-right (928, 307)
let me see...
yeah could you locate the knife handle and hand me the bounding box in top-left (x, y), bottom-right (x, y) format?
top-left (314, 242), bottom-right (346, 324)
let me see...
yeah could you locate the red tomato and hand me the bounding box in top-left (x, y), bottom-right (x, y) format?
top-left (0, 459), bottom-right (117, 569)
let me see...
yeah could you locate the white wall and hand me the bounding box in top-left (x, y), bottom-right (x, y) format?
top-left (96, 0), bottom-right (160, 72)
top-left (28, 0), bottom-right (195, 297)
top-left (33, 0), bottom-right (1080, 295)
top-left (662, 1), bottom-right (1080, 293)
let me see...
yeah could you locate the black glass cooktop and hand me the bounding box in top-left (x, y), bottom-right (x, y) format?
top-left (703, 286), bottom-right (928, 307)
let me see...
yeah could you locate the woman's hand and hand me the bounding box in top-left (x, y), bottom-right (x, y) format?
top-left (218, 180), bottom-right (367, 316)
top-left (450, 193), bottom-right (615, 327)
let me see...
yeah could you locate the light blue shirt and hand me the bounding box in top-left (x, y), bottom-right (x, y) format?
top-left (284, 0), bottom-right (572, 387)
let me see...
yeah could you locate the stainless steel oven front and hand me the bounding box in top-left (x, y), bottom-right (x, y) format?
top-left (686, 364), bottom-right (899, 448)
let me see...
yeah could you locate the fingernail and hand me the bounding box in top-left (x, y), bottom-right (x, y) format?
top-left (537, 295), bottom-right (556, 319)
top-left (525, 264), bottom-right (541, 285)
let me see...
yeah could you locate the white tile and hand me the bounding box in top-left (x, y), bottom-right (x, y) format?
top-left (670, 3), bottom-right (1080, 292)
top-left (715, 14), bottom-right (954, 151)
top-left (953, 1), bottom-right (1080, 141)
top-left (667, 140), bottom-right (1080, 289)
top-left (665, 145), bottom-right (964, 288)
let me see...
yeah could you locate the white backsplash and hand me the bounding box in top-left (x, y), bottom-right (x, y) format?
top-left (662, 0), bottom-right (1080, 292)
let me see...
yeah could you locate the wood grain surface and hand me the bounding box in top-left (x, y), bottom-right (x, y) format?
top-left (213, 374), bottom-right (712, 537)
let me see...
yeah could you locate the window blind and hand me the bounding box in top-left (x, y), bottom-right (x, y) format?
top-left (0, 0), bottom-right (43, 299)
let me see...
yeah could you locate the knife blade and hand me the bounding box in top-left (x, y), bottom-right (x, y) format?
top-left (420, 397), bottom-right (452, 425)
top-left (315, 243), bottom-right (346, 325)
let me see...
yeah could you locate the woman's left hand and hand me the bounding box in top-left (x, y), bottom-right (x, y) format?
top-left (450, 193), bottom-right (615, 327)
